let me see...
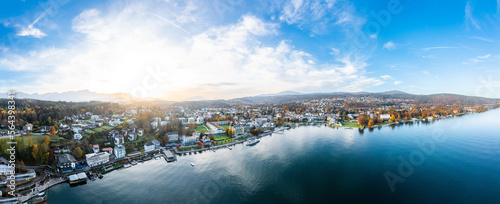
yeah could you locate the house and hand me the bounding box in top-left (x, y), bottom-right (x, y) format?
top-left (166, 132), bottom-right (179, 142)
top-left (102, 147), bottom-right (113, 155)
top-left (62, 147), bottom-right (71, 153)
top-left (137, 128), bottom-right (144, 136)
top-left (92, 144), bottom-right (99, 153)
top-left (74, 134), bottom-right (83, 140)
top-left (23, 123), bottom-right (33, 132)
top-left (57, 154), bottom-right (77, 173)
top-left (40, 126), bottom-right (51, 133)
top-left (196, 117), bottom-right (204, 124)
top-left (229, 125), bottom-right (245, 135)
top-left (144, 141), bottom-right (155, 152)
top-left (114, 145), bottom-right (126, 158)
top-left (0, 164), bottom-right (15, 175)
top-left (85, 152), bottom-right (110, 167)
top-left (380, 114), bottom-right (391, 120)
top-left (201, 136), bottom-right (211, 143)
top-left (114, 135), bottom-right (124, 145)
top-left (182, 136), bottom-right (198, 145)
top-left (128, 132), bottom-right (137, 141)
top-left (151, 139), bottom-right (161, 148)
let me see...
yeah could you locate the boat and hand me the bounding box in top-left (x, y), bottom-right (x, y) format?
top-left (228, 147), bottom-right (232, 150)
top-left (246, 139), bottom-right (260, 146)
top-left (98, 173), bottom-right (103, 179)
top-left (124, 164), bottom-right (131, 168)
top-left (37, 192), bottom-right (45, 197)
top-left (131, 160), bottom-right (138, 166)
top-left (190, 163), bottom-right (195, 167)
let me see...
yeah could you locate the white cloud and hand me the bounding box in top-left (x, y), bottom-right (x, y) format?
top-left (470, 36), bottom-right (495, 43)
top-left (477, 54), bottom-right (491, 59)
top-left (422, 70), bottom-right (430, 75)
top-left (382, 41), bottom-right (396, 50)
top-left (420, 46), bottom-right (457, 51)
top-left (464, 54), bottom-right (491, 64)
top-left (465, 1), bottom-right (481, 30)
top-left (279, 0), bottom-right (365, 35)
top-left (380, 75), bottom-right (392, 80)
top-left (1, 3), bottom-right (382, 100)
top-left (394, 81), bottom-right (403, 85)
top-left (16, 11), bottom-right (47, 38)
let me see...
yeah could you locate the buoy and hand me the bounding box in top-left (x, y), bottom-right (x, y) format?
top-left (177, 184), bottom-right (179, 186)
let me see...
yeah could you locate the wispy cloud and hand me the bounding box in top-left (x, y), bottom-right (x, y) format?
top-left (279, 0), bottom-right (365, 35)
top-left (470, 36), bottom-right (495, 43)
top-left (465, 1), bottom-right (481, 30)
top-left (17, 11), bottom-right (47, 38)
top-left (380, 75), bottom-right (392, 80)
top-left (394, 81), bottom-right (403, 85)
top-left (382, 41), bottom-right (396, 50)
top-left (463, 54), bottom-right (491, 64)
top-left (420, 46), bottom-right (458, 51)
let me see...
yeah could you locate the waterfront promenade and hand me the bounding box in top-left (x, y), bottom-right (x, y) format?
top-left (18, 176), bottom-right (68, 202)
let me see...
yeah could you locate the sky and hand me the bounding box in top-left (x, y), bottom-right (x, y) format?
top-left (0, 0), bottom-right (499, 100)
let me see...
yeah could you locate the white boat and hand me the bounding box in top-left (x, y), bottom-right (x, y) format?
top-left (124, 164), bottom-right (131, 168)
top-left (190, 163), bottom-right (195, 167)
top-left (246, 139), bottom-right (260, 146)
top-left (37, 192), bottom-right (45, 197)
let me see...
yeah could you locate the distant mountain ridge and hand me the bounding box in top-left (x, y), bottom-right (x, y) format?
top-left (0, 90), bottom-right (134, 102)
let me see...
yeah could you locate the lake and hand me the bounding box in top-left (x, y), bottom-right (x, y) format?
top-left (46, 109), bottom-right (500, 203)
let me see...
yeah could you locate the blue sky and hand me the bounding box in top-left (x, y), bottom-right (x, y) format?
top-left (0, 0), bottom-right (499, 100)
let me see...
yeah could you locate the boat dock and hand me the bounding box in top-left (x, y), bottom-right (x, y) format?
top-left (162, 150), bottom-right (176, 162)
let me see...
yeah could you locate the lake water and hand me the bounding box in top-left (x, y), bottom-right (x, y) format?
top-left (46, 109), bottom-right (500, 203)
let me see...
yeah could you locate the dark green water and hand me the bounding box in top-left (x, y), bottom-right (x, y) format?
top-left (47, 109), bottom-right (500, 203)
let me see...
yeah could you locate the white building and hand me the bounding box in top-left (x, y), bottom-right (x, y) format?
top-left (114, 135), bottom-right (124, 145)
top-left (196, 117), bottom-right (204, 124)
top-left (74, 134), bottom-right (83, 140)
top-left (128, 132), bottom-right (137, 141)
top-left (144, 141), bottom-right (155, 152)
top-left (114, 145), bottom-right (126, 158)
top-left (86, 152), bottom-right (110, 167)
top-left (182, 136), bottom-right (198, 145)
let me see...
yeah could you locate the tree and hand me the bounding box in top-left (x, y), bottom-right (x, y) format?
top-left (41, 152), bottom-right (50, 164)
top-left (72, 147), bottom-right (83, 159)
top-left (49, 126), bottom-right (56, 135)
top-left (368, 119), bottom-right (374, 127)
top-left (32, 144), bottom-right (39, 160)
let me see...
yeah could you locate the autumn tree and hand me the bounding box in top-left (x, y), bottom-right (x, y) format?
top-left (72, 147), bottom-right (83, 159)
top-left (49, 126), bottom-right (56, 135)
top-left (32, 144), bottom-right (39, 160)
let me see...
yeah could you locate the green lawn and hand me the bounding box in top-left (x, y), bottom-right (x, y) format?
top-left (195, 125), bottom-right (208, 133)
top-left (85, 129), bottom-right (96, 134)
top-left (213, 135), bottom-right (229, 141)
top-left (93, 125), bottom-right (114, 132)
top-left (220, 124), bottom-right (230, 129)
top-left (338, 121), bottom-right (361, 128)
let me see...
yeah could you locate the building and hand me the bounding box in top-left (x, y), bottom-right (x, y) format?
top-left (114, 135), bottom-right (124, 145)
top-left (196, 117), bottom-right (204, 124)
top-left (86, 152), bottom-right (110, 167)
top-left (167, 132), bottom-right (179, 142)
top-left (114, 145), bottom-right (126, 158)
top-left (151, 139), bottom-right (161, 148)
top-left (74, 134), bottom-right (83, 140)
top-left (207, 122), bottom-right (224, 132)
top-left (182, 136), bottom-right (198, 145)
top-left (380, 114), bottom-right (391, 120)
top-left (144, 141), bottom-right (155, 152)
top-left (102, 147), bottom-right (113, 154)
top-left (23, 123), bottom-right (33, 132)
top-left (229, 125), bottom-right (245, 135)
top-left (0, 164), bottom-right (14, 174)
top-left (128, 132), bottom-right (137, 141)
top-left (57, 154), bottom-right (77, 173)
top-left (137, 128), bottom-right (144, 136)
top-left (92, 144), bottom-right (99, 153)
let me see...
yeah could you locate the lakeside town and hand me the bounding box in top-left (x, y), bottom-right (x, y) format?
top-left (1, 93), bottom-right (499, 203)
